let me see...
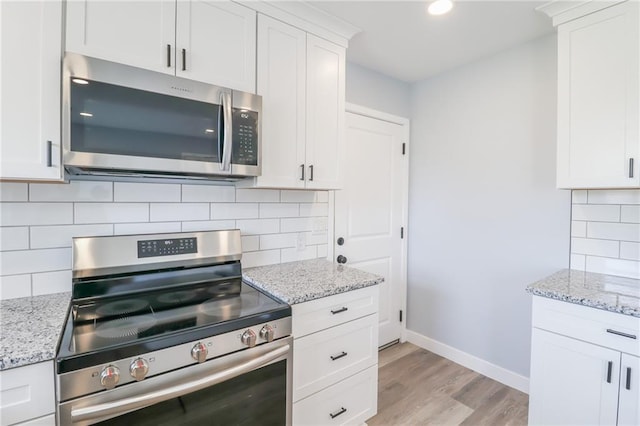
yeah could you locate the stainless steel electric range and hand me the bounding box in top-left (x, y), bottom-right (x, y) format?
top-left (55, 230), bottom-right (292, 426)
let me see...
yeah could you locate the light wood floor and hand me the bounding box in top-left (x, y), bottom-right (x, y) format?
top-left (367, 343), bottom-right (529, 426)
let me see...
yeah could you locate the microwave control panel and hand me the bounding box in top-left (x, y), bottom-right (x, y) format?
top-left (232, 109), bottom-right (258, 166)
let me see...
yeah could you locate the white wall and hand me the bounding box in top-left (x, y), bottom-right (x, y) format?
top-left (407, 34), bottom-right (570, 378)
top-left (570, 189), bottom-right (640, 279)
top-left (346, 62), bottom-right (411, 117)
top-left (0, 181), bottom-right (329, 299)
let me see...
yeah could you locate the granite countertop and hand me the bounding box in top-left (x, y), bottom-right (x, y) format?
top-left (526, 269), bottom-right (640, 317)
top-left (243, 258), bottom-right (384, 304)
top-left (0, 292), bottom-right (70, 370)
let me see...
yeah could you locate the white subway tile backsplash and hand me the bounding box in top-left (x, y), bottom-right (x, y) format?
top-left (211, 203), bottom-right (258, 220)
top-left (114, 222), bottom-right (181, 235)
top-left (236, 189), bottom-right (279, 203)
top-left (150, 203), bottom-right (208, 222)
top-left (585, 256), bottom-right (640, 279)
top-left (181, 220), bottom-right (236, 232)
top-left (0, 227), bottom-right (29, 251)
top-left (242, 249), bottom-right (280, 268)
top-left (0, 274), bottom-right (31, 300)
top-left (0, 183), bottom-right (28, 201)
top-left (241, 236), bottom-right (260, 252)
top-left (299, 203), bottom-right (328, 217)
top-left (31, 224), bottom-right (113, 249)
top-left (570, 254), bottom-right (586, 270)
top-left (0, 248), bottom-right (70, 276)
top-left (114, 183), bottom-right (180, 202)
top-left (621, 206), bottom-right (640, 223)
top-left (259, 203), bottom-right (298, 219)
top-left (32, 270), bottom-right (71, 295)
top-left (30, 181), bottom-right (112, 202)
top-left (571, 237), bottom-right (619, 258)
top-left (572, 204), bottom-right (620, 222)
top-left (236, 219), bottom-right (280, 235)
top-left (281, 217), bottom-right (328, 233)
top-left (280, 190), bottom-right (329, 203)
top-left (587, 189), bottom-right (640, 205)
top-left (317, 244), bottom-right (328, 258)
top-left (75, 203), bottom-right (148, 224)
top-left (587, 222), bottom-right (640, 242)
top-left (571, 190), bottom-right (588, 204)
top-left (260, 233), bottom-right (297, 250)
top-left (303, 231), bottom-right (329, 245)
top-left (281, 246), bottom-right (317, 263)
top-left (571, 221), bottom-right (587, 238)
top-left (1, 203), bottom-right (72, 226)
top-left (620, 242), bottom-right (640, 261)
top-left (182, 184), bottom-right (235, 202)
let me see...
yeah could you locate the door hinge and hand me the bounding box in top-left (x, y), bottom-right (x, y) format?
top-left (402, 143), bottom-right (406, 155)
top-left (399, 310), bottom-right (403, 323)
top-left (400, 227), bottom-right (404, 239)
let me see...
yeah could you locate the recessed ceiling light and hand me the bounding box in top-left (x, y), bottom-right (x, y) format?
top-left (79, 112), bottom-right (93, 117)
top-left (72, 78), bottom-right (89, 85)
top-left (428, 0), bottom-right (454, 15)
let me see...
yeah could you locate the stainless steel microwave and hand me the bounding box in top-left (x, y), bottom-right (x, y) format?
top-left (62, 53), bottom-right (261, 181)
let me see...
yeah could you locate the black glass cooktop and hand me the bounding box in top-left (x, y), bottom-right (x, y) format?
top-left (56, 278), bottom-right (290, 373)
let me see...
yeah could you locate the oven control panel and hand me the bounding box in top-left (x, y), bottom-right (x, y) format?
top-left (137, 237), bottom-right (197, 258)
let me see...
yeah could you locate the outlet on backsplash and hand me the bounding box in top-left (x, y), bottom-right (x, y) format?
top-left (297, 233), bottom-right (307, 251)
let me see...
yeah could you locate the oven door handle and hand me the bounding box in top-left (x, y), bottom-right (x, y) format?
top-left (70, 344), bottom-right (290, 423)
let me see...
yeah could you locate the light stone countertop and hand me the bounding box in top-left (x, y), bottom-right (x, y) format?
top-left (526, 269), bottom-right (640, 317)
top-left (242, 258), bottom-right (384, 304)
top-left (0, 292), bottom-right (70, 370)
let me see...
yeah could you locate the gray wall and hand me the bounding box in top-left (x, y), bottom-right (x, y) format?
top-left (345, 62), bottom-right (411, 118)
top-left (406, 34), bottom-right (570, 377)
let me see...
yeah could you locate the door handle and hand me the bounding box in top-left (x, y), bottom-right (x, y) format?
top-left (300, 164), bottom-right (305, 181)
top-left (166, 44), bottom-right (171, 68)
top-left (309, 164), bottom-right (314, 181)
top-left (336, 255), bottom-right (347, 264)
top-left (181, 48), bottom-right (186, 71)
top-left (606, 361), bottom-right (613, 383)
top-left (46, 140), bottom-right (53, 167)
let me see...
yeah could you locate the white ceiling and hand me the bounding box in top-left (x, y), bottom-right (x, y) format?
top-left (305, 0), bottom-right (555, 82)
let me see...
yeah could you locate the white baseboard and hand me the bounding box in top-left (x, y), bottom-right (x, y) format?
top-left (405, 330), bottom-right (530, 394)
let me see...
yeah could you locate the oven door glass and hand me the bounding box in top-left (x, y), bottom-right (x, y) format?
top-left (70, 78), bottom-right (221, 163)
top-left (97, 361), bottom-right (286, 426)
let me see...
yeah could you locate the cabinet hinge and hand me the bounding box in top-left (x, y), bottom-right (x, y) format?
top-left (402, 143), bottom-right (406, 155)
top-left (399, 310), bottom-right (403, 323)
top-left (401, 227), bottom-right (404, 239)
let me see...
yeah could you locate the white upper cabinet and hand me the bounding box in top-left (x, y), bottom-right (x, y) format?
top-left (247, 17), bottom-right (345, 190)
top-left (555, 1), bottom-right (639, 188)
top-left (0, 0), bottom-right (63, 181)
top-left (305, 34), bottom-right (345, 190)
top-left (255, 15), bottom-right (307, 188)
top-left (65, 0), bottom-right (256, 92)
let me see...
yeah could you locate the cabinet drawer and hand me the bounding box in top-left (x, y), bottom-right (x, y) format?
top-left (293, 313), bottom-right (378, 402)
top-left (532, 296), bottom-right (640, 356)
top-left (292, 286), bottom-right (378, 338)
top-left (0, 361), bottom-right (55, 426)
top-left (293, 365), bottom-right (378, 426)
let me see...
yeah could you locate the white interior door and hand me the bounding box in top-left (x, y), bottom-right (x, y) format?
top-left (335, 111), bottom-right (407, 347)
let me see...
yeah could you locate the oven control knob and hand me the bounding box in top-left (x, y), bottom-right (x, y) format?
top-left (100, 365), bottom-right (120, 389)
top-left (260, 324), bottom-right (275, 342)
top-left (191, 342), bottom-right (208, 363)
top-left (241, 329), bottom-right (257, 347)
top-left (129, 358), bottom-right (149, 381)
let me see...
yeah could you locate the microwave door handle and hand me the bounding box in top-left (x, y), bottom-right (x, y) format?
top-left (219, 91), bottom-right (233, 172)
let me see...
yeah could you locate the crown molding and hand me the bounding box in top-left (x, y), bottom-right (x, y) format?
top-left (536, 0), bottom-right (627, 26)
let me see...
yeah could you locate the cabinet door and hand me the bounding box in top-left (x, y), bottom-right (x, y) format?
top-left (305, 35), bottom-right (345, 190)
top-left (0, 361), bottom-right (55, 425)
top-left (556, 1), bottom-right (639, 188)
top-left (255, 14), bottom-right (306, 189)
top-left (66, 0), bottom-right (176, 74)
top-left (529, 328), bottom-right (620, 426)
top-left (176, 0), bottom-right (256, 92)
top-left (0, 0), bottom-right (63, 181)
top-left (618, 353), bottom-right (640, 426)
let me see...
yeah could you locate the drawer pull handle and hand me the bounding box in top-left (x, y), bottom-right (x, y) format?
top-left (331, 307), bottom-right (348, 315)
top-left (606, 329), bottom-right (637, 340)
top-left (330, 351), bottom-right (348, 361)
top-left (607, 361), bottom-right (613, 383)
top-left (329, 407), bottom-right (347, 419)
top-left (626, 367), bottom-right (632, 390)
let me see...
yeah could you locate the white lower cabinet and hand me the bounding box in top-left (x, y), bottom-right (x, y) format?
top-left (292, 287), bottom-right (379, 425)
top-left (0, 361), bottom-right (55, 426)
top-left (529, 297), bottom-right (640, 426)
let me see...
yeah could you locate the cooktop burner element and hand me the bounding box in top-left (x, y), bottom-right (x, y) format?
top-left (95, 299), bottom-right (149, 317)
top-left (94, 315), bottom-right (158, 339)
